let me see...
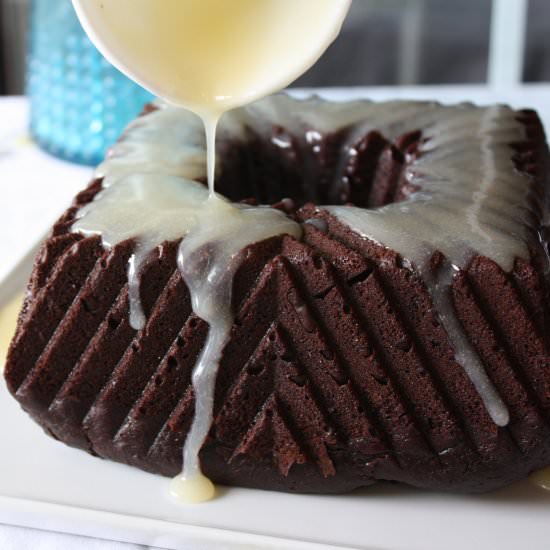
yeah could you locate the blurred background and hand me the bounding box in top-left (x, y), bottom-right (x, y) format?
top-left (0, 0), bottom-right (548, 165)
top-left (2, 0), bottom-right (550, 95)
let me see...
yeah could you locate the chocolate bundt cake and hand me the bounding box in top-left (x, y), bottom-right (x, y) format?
top-left (4, 95), bottom-right (550, 493)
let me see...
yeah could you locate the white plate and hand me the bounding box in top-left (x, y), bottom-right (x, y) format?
top-left (1, 86), bottom-right (550, 550)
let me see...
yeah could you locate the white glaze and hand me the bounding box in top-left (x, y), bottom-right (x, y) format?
top-left (422, 254), bottom-right (509, 426)
top-left (170, 472), bottom-right (215, 504)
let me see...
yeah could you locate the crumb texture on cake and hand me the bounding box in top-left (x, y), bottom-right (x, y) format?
top-left (4, 96), bottom-right (550, 493)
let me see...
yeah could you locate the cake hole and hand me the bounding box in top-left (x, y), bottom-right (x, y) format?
top-left (214, 128), bottom-right (417, 208)
top-left (176, 335), bottom-right (185, 347)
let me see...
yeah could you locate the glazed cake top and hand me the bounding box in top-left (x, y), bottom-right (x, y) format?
top-left (81, 95), bottom-right (534, 272)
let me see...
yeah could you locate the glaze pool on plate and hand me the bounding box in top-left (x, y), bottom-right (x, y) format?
top-left (0, 294), bottom-right (22, 367)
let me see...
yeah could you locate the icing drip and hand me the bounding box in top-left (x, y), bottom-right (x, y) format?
top-left (422, 255), bottom-right (509, 426)
top-left (175, 198), bottom-right (301, 496)
top-left (127, 245), bottom-right (148, 330)
top-left (202, 113), bottom-right (219, 196)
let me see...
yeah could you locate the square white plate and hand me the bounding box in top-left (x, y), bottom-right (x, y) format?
top-left (1, 86), bottom-right (550, 550)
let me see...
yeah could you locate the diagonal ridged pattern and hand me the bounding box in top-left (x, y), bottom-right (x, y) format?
top-left (5, 236), bottom-right (102, 394)
top-left (308, 215), bottom-right (506, 454)
top-left (45, 242), bottom-right (179, 450)
top-left (451, 268), bottom-right (550, 453)
top-left (16, 243), bottom-right (133, 416)
top-left (465, 257), bottom-right (550, 415)
top-left (284, 234), bottom-right (465, 457)
top-left (232, 395), bottom-right (309, 477)
top-left (82, 268), bottom-right (192, 458)
top-left (221, 325), bottom-right (338, 477)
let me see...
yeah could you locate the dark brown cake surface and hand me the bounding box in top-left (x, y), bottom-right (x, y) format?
top-left (4, 96), bottom-right (550, 493)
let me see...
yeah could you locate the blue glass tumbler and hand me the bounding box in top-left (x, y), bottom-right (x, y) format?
top-left (27, 0), bottom-right (154, 166)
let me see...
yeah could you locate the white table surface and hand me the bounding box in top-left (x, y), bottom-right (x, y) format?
top-left (1, 84), bottom-right (549, 550)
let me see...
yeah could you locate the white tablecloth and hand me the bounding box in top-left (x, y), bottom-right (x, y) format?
top-left (1, 85), bottom-right (549, 549)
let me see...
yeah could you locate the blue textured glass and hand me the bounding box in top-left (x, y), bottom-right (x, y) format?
top-left (27, 0), bottom-right (154, 166)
